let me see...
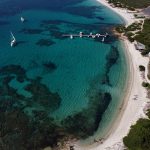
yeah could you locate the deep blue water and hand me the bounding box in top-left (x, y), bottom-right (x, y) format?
top-left (0, 0), bottom-right (128, 149)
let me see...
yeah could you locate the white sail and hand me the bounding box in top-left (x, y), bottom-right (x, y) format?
top-left (10, 32), bottom-right (15, 40)
top-left (102, 37), bottom-right (105, 42)
top-left (10, 32), bottom-right (16, 47)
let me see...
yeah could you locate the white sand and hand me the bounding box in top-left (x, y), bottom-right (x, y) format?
top-left (72, 1), bottom-right (150, 150)
top-left (97, 0), bottom-right (135, 26)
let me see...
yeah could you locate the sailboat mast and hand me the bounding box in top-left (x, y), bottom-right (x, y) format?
top-left (10, 32), bottom-right (15, 40)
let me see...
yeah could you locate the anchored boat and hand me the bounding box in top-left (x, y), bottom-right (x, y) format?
top-left (10, 32), bottom-right (17, 47)
top-left (21, 16), bottom-right (25, 23)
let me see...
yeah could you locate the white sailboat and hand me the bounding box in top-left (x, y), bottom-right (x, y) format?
top-left (102, 37), bottom-right (105, 42)
top-left (92, 35), bottom-right (95, 38)
top-left (105, 32), bottom-right (108, 37)
top-left (70, 35), bottom-right (73, 39)
top-left (21, 16), bottom-right (25, 23)
top-left (79, 32), bottom-right (83, 38)
top-left (10, 32), bottom-right (17, 47)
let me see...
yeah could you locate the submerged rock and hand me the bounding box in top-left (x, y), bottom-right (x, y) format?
top-left (106, 46), bottom-right (119, 69)
top-left (43, 61), bottom-right (57, 72)
top-left (0, 65), bottom-right (65, 149)
top-left (0, 75), bottom-right (25, 100)
top-left (0, 64), bottom-right (112, 148)
top-left (0, 65), bottom-right (26, 82)
top-left (49, 30), bottom-right (65, 40)
top-left (20, 28), bottom-right (43, 34)
top-left (102, 46), bottom-right (119, 85)
top-left (0, 64), bottom-right (61, 113)
top-left (25, 77), bottom-right (61, 111)
top-left (62, 92), bottom-right (112, 138)
top-left (0, 108), bottom-right (67, 150)
top-left (36, 39), bottom-right (55, 47)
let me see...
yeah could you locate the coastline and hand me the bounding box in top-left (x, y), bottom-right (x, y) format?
top-left (73, 0), bottom-right (150, 149)
top-left (97, 0), bottom-right (135, 26)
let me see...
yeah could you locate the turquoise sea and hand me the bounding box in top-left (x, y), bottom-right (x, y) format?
top-left (0, 0), bottom-right (128, 149)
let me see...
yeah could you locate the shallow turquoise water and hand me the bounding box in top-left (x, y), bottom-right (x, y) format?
top-left (0, 0), bottom-right (128, 143)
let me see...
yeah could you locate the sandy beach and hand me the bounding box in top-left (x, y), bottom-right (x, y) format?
top-left (97, 0), bottom-right (135, 26)
top-left (72, 0), bottom-right (150, 149)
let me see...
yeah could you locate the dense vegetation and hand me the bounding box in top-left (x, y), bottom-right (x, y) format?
top-left (108, 0), bottom-right (150, 9)
top-left (135, 19), bottom-right (150, 55)
top-left (123, 109), bottom-right (150, 150)
top-left (134, 19), bottom-right (150, 48)
top-left (116, 19), bottom-right (150, 55)
top-left (116, 22), bottom-right (142, 42)
top-left (116, 22), bottom-right (142, 33)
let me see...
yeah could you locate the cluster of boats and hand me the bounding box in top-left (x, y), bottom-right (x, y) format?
top-left (11, 17), bottom-right (109, 47)
top-left (63, 32), bottom-right (108, 42)
top-left (10, 16), bottom-right (25, 47)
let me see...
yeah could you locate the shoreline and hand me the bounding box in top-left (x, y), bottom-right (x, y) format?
top-left (73, 0), bottom-right (150, 149)
top-left (97, 0), bottom-right (135, 26)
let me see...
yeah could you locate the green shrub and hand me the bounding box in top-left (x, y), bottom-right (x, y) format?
top-left (123, 118), bottom-right (150, 150)
top-left (141, 50), bottom-right (149, 56)
top-left (128, 7), bottom-right (135, 11)
top-left (128, 37), bottom-right (135, 42)
top-left (139, 65), bottom-right (145, 71)
top-left (126, 32), bottom-right (134, 37)
top-left (147, 75), bottom-right (150, 80)
top-left (126, 23), bottom-right (141, 31)
top-left (146, 109), bottom-right (150, 118)
top-left (108, 0), bottom-right (150, 8)
top-left (135, 19), bottom-right (150, 48)
top-left (115, 25), bottom-right (126, 33)
top-left (142, 82), bottom-right (149, 87)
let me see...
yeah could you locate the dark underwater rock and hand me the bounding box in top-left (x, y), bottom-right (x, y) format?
top-left (106, 46), bottom-right (119, 69)
top-left (0, 97), bottom-right (16, 112)
top-left (63, 6), bottom-right (100, 19)
top-left (0, 65), bottom-right (64, 149)
top-left (43, 61), bottom-right (57, 72)
top-left (96, 16), bottom-right (105, 20)
top-left (94, 92), bottom-right (112, 130)
top-left (25, 79), bottom-right (61, 111)
top-left (61, 112), bottom-right (92, 138)
top-left (20, 28), bottom-right (43, 34)
top-left (0, 108), bottom-right (67, 150)
top-left (102, 46), bottom-right (119, 85)
top-left (61, 92), bottom-right (112, 138)
top-left (0, 64), bottom-right (61, 115)
top-left (36, 39), bottom-right (55, 47)
top-left (0, 63), bottom-right (112, 148)
top-left (16, 41), bottom-right (27, 46)
top-left (0, 109), bottom-right (30, 149)
top-left (0, 64), bottom-right (61, 113)
top-left (50, 30), bottom-right (65, 40)
top-left (0, 65), bottom-right (26, 82)
top-left (0, 76), bottom-right (25, 100)
top-left (0, 65), bottom-right (26, 77)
